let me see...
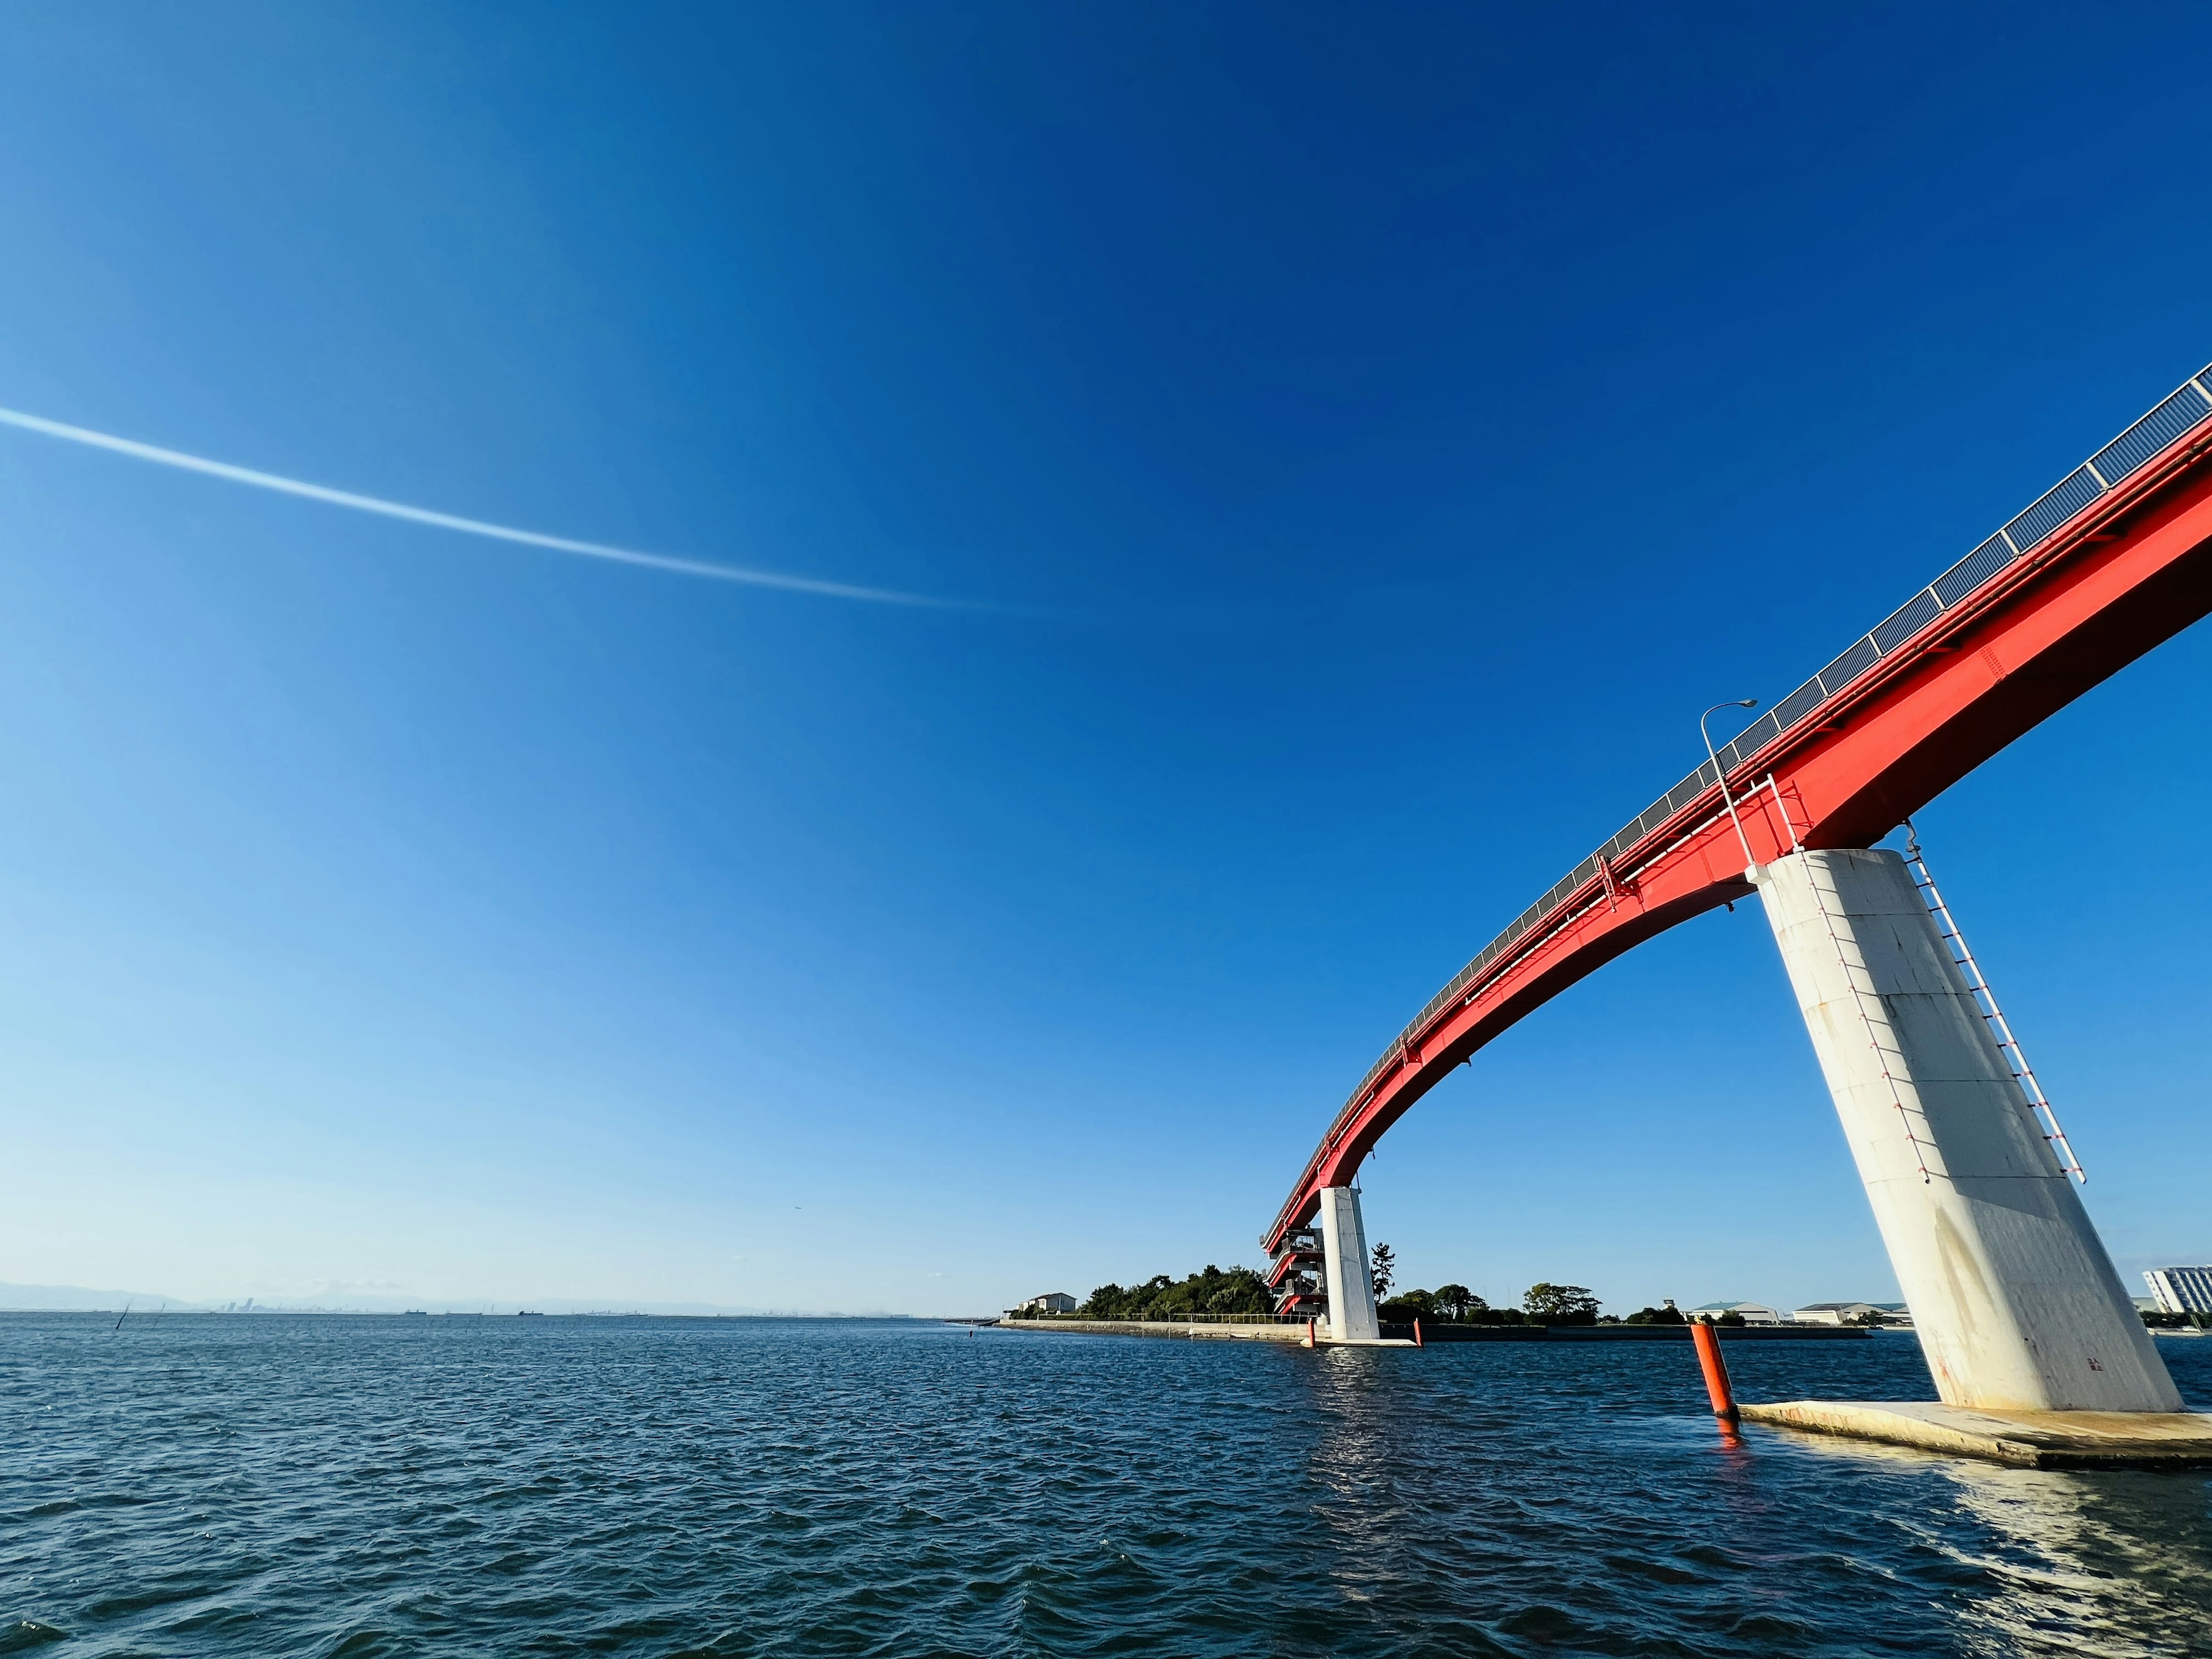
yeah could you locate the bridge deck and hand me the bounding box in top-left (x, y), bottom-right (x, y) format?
top-left (1268, 365), bottom-right (2212, 1253)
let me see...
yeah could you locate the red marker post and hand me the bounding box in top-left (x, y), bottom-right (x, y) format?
top-left (1690, 1319), bottom-right (1739, 1425)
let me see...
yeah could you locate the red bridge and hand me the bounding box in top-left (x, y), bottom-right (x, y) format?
top-left (1265, 362), bottom-right (2212, 1287)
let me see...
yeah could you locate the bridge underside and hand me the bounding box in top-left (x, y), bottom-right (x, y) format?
top-left (1268, 369), bottom-right (2212, 1257)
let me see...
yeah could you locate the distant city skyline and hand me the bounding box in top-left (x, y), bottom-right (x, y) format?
top-left (0, 1281), bottom-right (910, 1318)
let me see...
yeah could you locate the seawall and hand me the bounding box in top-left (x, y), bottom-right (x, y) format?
top-left (991, 1320), bottom-right (1876, 1343)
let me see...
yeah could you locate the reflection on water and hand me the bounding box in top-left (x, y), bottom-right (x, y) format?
top-left (1937, 1454), bottom-right (2209, 1656)
top-left (1946, 1463), bottom-right (2209, 1655)
top-left (1, 1317), bottom-right (2206, 1657)
top-left (1723, 1342), bottom-right (2212, 1658)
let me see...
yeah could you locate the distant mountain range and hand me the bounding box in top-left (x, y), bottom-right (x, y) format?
top-left (0, 1281), bottom-right (199, 1311)
top-left (0, 1281), bottom-right (913, 1316)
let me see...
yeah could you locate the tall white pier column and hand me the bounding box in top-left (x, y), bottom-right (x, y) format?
top-left (1318, 1185), bottom-right (1380, 1343)
top-left (1757, 847), bottom-right (2178, 1412)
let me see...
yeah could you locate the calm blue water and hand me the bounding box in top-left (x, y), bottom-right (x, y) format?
top-left (2, 1316), bottom-right (2208, 1657)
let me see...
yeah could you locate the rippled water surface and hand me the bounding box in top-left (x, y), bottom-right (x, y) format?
top-left (3, 1316), bottom-right (2209, 1657)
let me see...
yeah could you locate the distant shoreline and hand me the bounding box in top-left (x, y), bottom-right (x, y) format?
top-left (0, 1307), bottom-right (934, 1321)
top-left (997, 1318), bottom-right (1878, 1343)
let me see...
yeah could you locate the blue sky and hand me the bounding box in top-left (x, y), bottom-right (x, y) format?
top-left (0, 4), bottom-right (2207, 1315)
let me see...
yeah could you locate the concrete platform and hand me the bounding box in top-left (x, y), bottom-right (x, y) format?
top-left (1318, 1337), bottom-right (1418, 1349)
top-left (1740, 1400), bottom-right (2212, 1469)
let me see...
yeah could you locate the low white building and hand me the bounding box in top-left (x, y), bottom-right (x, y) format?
top-left (1791, 1302), bottom-right (1914, 1327)
top-left (1009, 1291), bottom-right (1078, 1316)
top-left (1791, 1302), bottom-right (1881, 1325)
top-left (1688, 1301), bottom-right (1781, 1325)
top-left (2145, 1266), bottom-right (2212, 1315)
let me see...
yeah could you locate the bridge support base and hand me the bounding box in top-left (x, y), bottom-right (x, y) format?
top-left (1738, 1399), bottom-right (2212, 1468)
top-left (1317, 1185), bottom-right (1381, 1344)
top-left (1755, 847), bottom-right (2179, 1413)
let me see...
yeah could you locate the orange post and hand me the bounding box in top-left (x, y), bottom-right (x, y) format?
top-left (1413, 1317), bottom-right (1424, 1347)
top-left (1306, 1317), bottom-right (1317, 1349)
top-left (1690, 1320), bottom-right (1738, 1423)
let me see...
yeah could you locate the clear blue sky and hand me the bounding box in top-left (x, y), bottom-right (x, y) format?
top-left (1, 5), bottom-right (2207, 1315)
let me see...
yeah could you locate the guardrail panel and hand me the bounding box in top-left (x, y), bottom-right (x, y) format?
top-left (2004, 464), bottom-right (2103, 552)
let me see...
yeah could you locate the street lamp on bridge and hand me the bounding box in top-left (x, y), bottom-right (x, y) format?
top-left (1700, 699), bottom-right (1759, 870)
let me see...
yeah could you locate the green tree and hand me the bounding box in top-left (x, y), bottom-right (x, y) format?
top-left (1379, 1287), bottom-right (1436, 1321)
top-left (1078, 1266), bottom-right (1273, 1321)
top-left (1522, 1282), bottom-right (1600, 1323)
top-left (1433, 1283), bottom-right (1485, 1321)
top-left (1370, 1243), bottom-right (1396, 1301)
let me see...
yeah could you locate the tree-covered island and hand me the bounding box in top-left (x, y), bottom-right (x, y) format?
top-left (1010, 1256), bottom-right (1694, 1327)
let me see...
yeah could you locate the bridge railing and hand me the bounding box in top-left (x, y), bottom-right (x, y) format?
top-left (1272, 362), bottom-right (2212, 1246)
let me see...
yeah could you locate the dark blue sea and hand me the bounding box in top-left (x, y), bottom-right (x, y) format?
top-left (3, 1316), bottom-right (2208, 1657)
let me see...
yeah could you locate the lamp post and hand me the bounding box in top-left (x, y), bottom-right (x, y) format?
top-left (1701, 699), bottom-right (1759, 872)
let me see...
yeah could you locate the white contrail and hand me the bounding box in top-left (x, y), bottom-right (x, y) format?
top-left (0, 404), bottom-right (965, 609)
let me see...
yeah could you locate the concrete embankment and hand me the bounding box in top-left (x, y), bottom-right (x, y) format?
top-left (992, 1320), bottom-right (1874, 1343)
top-left (995, 1319), bottom-right (1309, 1342)
top-left (1411, 1323), bottom-right (1872, 1342)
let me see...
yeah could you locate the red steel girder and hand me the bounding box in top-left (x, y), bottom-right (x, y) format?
top-left (1264, 400), bottom-right (2212, 1256)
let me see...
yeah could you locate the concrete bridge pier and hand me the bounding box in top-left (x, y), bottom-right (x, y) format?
top-left (1755, 847), bottom-right (2179, 1413)
top-left (1317, 1185), bottom-right (1381, 1343)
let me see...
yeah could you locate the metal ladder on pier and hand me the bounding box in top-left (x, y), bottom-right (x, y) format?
top-left (1903, 823), bottom-right (2086, 1184)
